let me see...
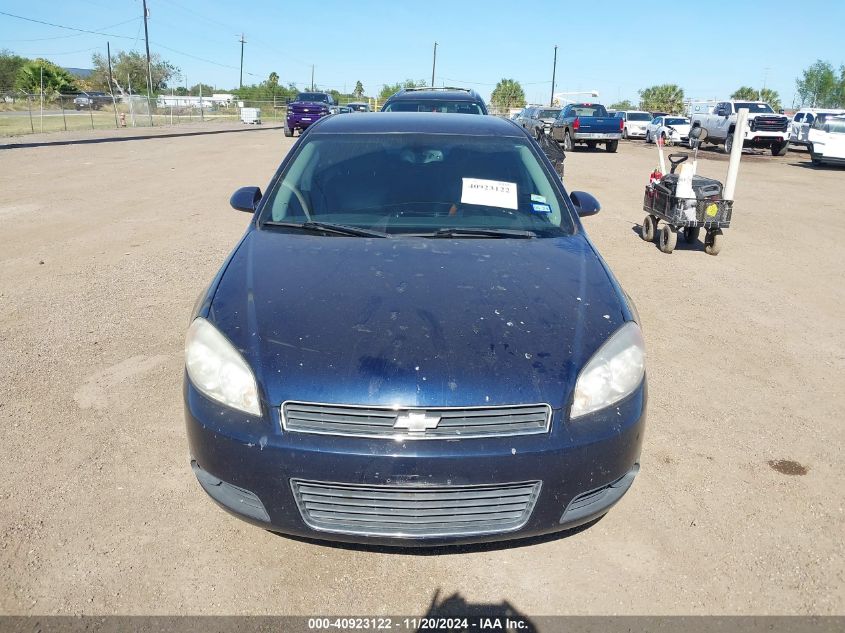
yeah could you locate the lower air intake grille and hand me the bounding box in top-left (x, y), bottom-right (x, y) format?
top-left (291, 479), bottom-right (542, 537)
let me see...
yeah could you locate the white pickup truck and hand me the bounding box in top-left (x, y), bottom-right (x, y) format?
top-left (689, 100), bottom-right (790, 156)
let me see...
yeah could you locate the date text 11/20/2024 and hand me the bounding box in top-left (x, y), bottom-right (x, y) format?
top-left (307, 617), bottom-right (531, 630)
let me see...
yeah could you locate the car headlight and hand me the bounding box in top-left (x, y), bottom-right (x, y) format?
top-left (185, 317), bottom-right (261, 416)
top-left (570, 322), bottom-right (645, 419)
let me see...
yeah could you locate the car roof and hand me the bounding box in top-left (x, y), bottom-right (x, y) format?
top-left (311, 112), bottom-right (522, 136)
top-left (387, 87), bottom-right (482, 102)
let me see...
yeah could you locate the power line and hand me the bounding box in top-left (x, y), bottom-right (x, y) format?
top-left (0, 9), bottom-right (262, 78)
top-left (2, 17), bottom-right (141, 42)
top-left (0, 10), bottom-right (139, 40)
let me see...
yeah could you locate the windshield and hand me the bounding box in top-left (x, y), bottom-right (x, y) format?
top-left (569, 105), bottom-right (608, 117)
top-left (349, 104), bottom-right (369, 111)
top-left (734, 102), bottom-right (774, 114)
top-left (537, 109), bottom-right (561, 119)
top-left (665, 118), bottom-right (689, 126)
top-left (814, 117), bottom-right (845, 133)
top-left (296, 92), bottom-right (329, 103)
top-left (260, 133), bottom-right (574, 237)
top-left (627, 112), bottom-right (651, 121)
top-left (383, 101), bottom-right (484, 114)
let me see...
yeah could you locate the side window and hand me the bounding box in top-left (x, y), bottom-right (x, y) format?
top-left (806, 114), bottom-right (815, 124)
top-left (794, 113), bottom-right (804, 122)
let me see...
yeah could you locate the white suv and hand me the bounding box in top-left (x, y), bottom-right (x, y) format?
top-left (614, 111), bottom-right (652, 139)
top-left (790, 108), bottom-right (845, 147)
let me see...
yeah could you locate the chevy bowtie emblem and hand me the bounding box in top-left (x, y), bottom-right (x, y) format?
top-left (393, 411), bottom-right (441, 434)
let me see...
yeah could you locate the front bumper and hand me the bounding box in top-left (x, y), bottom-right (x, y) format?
top-left (184, 380), bottom-right (646, 546)
top-left (286, 114), bottom-right (327, 130)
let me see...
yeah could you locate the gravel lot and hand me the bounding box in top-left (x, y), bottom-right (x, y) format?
top-left (1, 123), bottom-right (842, 616)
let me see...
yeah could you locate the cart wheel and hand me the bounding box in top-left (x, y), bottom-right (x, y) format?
top-left (683, 227), bottom-right (700, 244)
top-left (704, 229), bottom-right (723, 256)
top-left (658, 225), bottom-right (677, 253)
top-left (641, 215), bottom-right (656, 241)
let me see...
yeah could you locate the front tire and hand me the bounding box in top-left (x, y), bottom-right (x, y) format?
top-left (704, 229), bottom-right (723, 256)
top-left (659, 225), bottom-right (677, 253)
top-left (724, 133), bottom-right (734, 154)
top-left (772, 141), bottom-right (789, 156)
top-left (283, 125), bottom-right (293, 137)
top-left (645, 130), bottom-right (652, 143)
top-left (606, 140), bottom-right (619, 153)
top-left (622, 127), bottom-right (628, 139)
top-left (563, 131), bottom-right (574, 152)
top-left (641, 215), bottom-right (656, 241)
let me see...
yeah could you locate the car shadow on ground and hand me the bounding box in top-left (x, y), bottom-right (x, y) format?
top-left (789, 161), bottom-right (845, 171)
top-left (414, 589), bottom-right (538, 631)
top-left (270, 517), bottom-right (602, 555)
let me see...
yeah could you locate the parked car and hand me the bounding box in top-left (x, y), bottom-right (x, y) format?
top-left (521, 107), bottom-right (562, 139)
top-left (806, 115), bottom-right (845, 166)
top-left (689, 100), bottom-right (790, 156)
top-left (614, 111), bottom-right (652, 139)
top-left (346, 102), bottom-right (371, 113)
top-left (645, 116), bottom-right (691, 145)
top-left (284, 92), bottom-right (336, 137)
top-left (73, 92), bottom-right (112, 110)
top-left (381, 87), bottom-right (488, 114)
top-left (184, 112), bottom-right (646, 546)
top-left (550, 103), bottom-right (623, 152)
top-left (790, 108), bottom-right (845, 147)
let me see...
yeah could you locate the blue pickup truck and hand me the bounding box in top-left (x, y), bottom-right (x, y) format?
top-left (551, 103), bottom-right (623, 152)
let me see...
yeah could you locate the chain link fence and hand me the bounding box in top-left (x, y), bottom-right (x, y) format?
top-left (0, 90), bottom-right (305, 137)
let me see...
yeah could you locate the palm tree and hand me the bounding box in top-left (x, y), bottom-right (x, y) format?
top-left (638, 84), bottom-right (685, 114)
top-left (491, 79), bottom-right (526, 113)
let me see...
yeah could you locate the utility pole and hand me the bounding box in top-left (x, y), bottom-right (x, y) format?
top-left (141, 0), bottom-right (154, 125)
top-left (431, 42), bottom-right (437, 87)
top-left (550, 45), bottom-right (558, 106)
top-left (107, 41), bottom-right (118, 128)
top-left (311, 65), bottom-right (315, 91)
top-left (239, 33), bottom-right (246, 89)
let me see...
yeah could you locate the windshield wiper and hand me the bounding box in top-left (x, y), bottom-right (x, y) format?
top-left (263, 221), bottom-right (390, 238)
top-left (424, 227), bottom-right (536, 239)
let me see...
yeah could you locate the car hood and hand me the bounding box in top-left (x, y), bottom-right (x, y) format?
top-left (208, 230), bottom-right (628, 409)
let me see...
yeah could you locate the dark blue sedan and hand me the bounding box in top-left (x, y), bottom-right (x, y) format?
top-left (184, 113), bottom-right (646, 546)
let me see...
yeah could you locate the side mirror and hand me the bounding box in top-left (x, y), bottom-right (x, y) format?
top-left (230, 186), bottom-right (262, 213)
top-left (570, 191), bottom-right (600, 217)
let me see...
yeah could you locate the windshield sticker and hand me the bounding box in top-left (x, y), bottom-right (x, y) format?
top-left (461, 178), bottom-right (518, 210)
top-left (531, 203), bottom-right (552, 214)
top-left (530, 194), bottom-right (547, 203)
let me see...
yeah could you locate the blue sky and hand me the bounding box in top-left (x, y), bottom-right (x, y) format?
top-left (2, 0), bottom-right (843, 107)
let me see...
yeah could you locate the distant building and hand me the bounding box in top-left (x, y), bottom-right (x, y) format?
top-left (157, 93), bottom-right (234, 109)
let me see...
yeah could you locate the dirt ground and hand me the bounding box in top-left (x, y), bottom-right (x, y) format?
top-left (0, 123), bottom-right (842, 616)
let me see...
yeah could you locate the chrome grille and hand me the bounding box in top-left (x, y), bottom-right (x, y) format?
top-left (751, 116), bottom-right (788, 132)
top-left (291, 479), bottom-right (542, 537)
top-left (281, 402), bottom-right (552, 439)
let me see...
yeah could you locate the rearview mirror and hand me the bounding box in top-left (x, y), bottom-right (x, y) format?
top-left (689, 126), bottom-right (708, 141)
top-left (570, 191), bottom-right (600, 217)
top-left (230, 186), bottom-right (262, 213)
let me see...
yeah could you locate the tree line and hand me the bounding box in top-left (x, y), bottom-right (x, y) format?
top-left (3, 48), bottom-right (843, 111)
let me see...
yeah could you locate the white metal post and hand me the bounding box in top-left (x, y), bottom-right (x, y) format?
top-left (724, 108), bottom-right (749, 201)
